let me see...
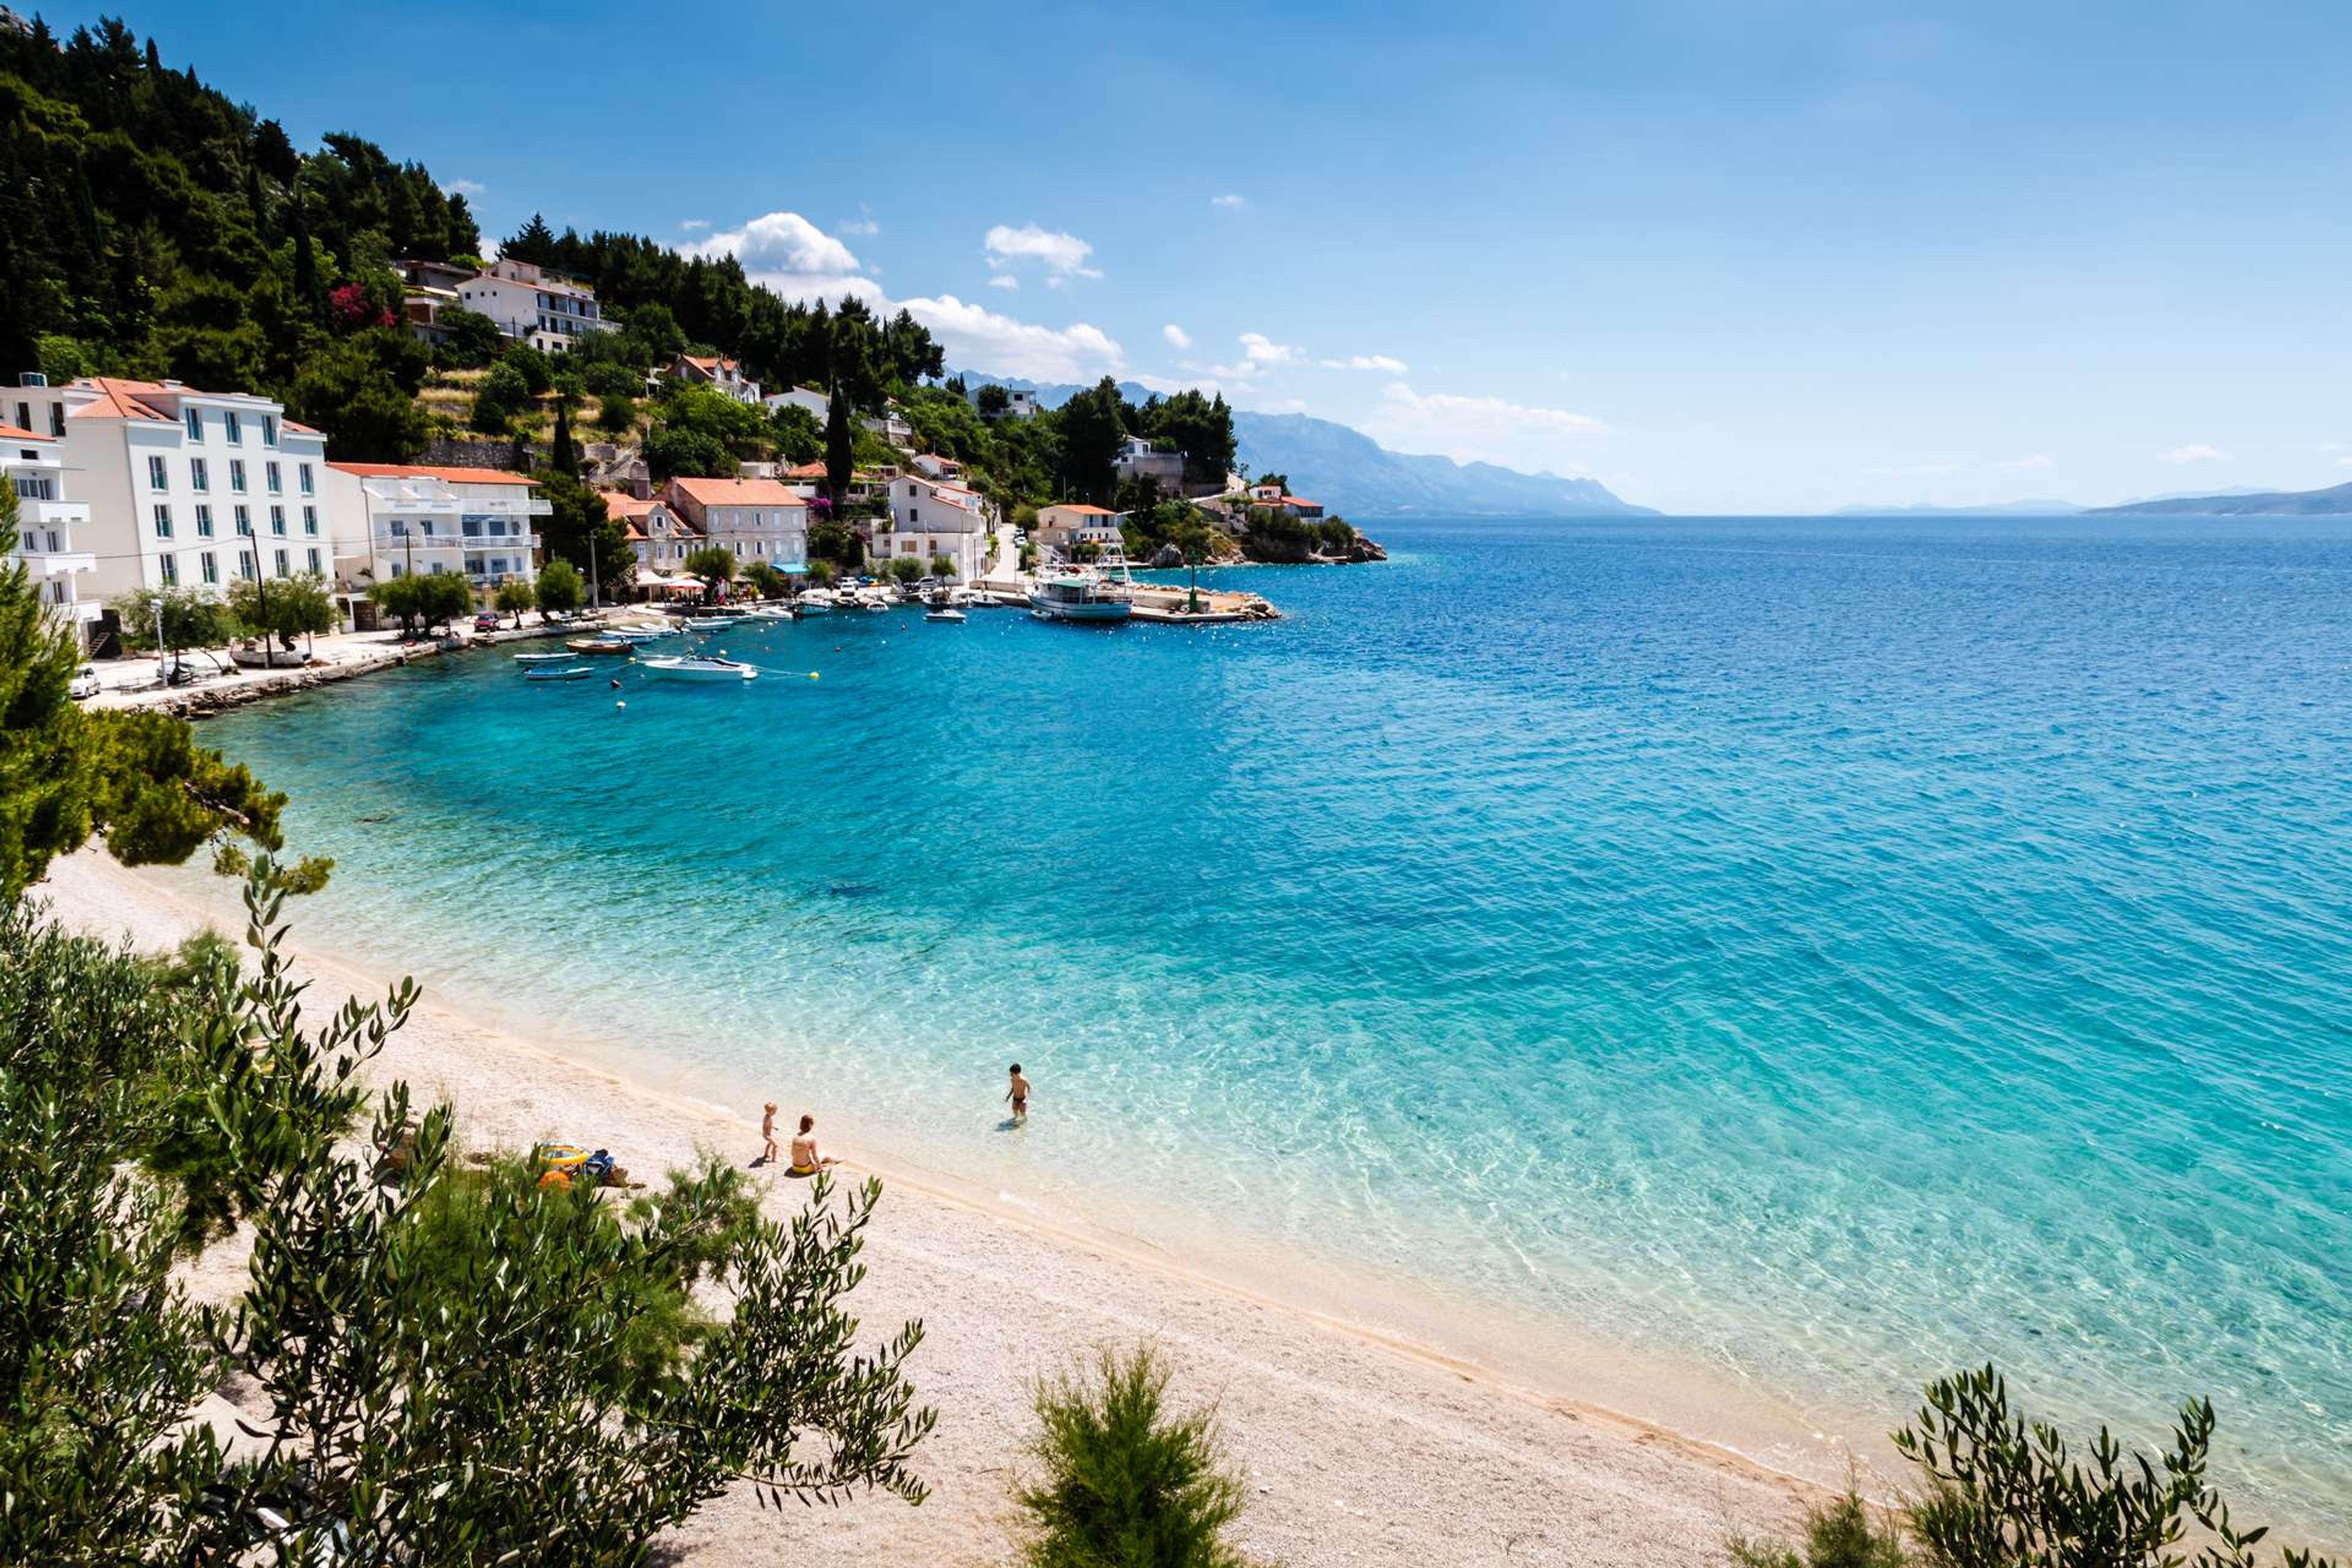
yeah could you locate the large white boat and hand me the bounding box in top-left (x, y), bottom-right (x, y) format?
top-left (793, 589), bottom-right (837, 615)
top-left (1027, 570), bottom-right (1134, 623)
top-left (639, 655), bottom-right (757, 683)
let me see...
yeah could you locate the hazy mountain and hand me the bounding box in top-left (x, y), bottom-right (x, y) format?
top-left (946, 369), bottom-right (1657, 518)
top-left (2084, 481), bottom-right (2352, 516)
top-left (1831, 499), bottom-right (2086, 516)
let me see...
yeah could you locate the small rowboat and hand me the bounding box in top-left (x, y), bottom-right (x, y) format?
top-left (513, 650), bottom-right (576, 663)
top-left (639, 655), bottom-right (757, 683)
top-left (525, 664), bottom-right (595, 682)
top-left (567, 636), bottom-right (633, 656)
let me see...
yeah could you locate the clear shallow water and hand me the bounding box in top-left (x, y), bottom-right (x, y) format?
top-left (206, 518), bottom-right (2352, 1532)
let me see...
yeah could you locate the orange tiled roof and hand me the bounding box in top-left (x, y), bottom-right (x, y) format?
top-left (0, 424), bottom-right (51, 443)
top-left (666, 477), bottom-right (808, 508)
top-left (67, 377), bottom-right (177, 422)
top-left (330, 462), bottom-right (539, 486)
top-left (1046, 503), bottom-right (1115, 516)
top-left (782, 461), bottom-right (827, 479)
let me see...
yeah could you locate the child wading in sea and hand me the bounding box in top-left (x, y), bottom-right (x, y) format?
top-left (1006, 1063), bottom-right (1031, 1120)
top-left (759, 1103), bottom-right (779, 1167)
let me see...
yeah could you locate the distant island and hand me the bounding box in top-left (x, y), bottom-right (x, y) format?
top-left (1831, 500), bottom-right (2085, 517)
top-left (947, 371), bottom-right (1658, 519)
top-left (2084, 480), bottom-right (2352, 516)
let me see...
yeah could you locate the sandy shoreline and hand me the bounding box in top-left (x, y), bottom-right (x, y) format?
top-left (42, 850), bottom-right (1811, 1566)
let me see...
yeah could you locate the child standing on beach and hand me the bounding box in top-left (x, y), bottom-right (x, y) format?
top-left (1006, 1063), bottom-right (1031, 1120)
top-left (760, 1103), bottom-right (779, 1167)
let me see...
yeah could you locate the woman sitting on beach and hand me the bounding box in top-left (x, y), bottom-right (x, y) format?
top-left (788, 1114), bottom-right (839, 1177)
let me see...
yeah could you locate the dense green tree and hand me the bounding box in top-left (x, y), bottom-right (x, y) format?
top-left (472, 358), bottom-right (532, 435)
top-left (532, 558), bottom-right (585, 616)
top-left (111, 584), bottom-right (238, 659)
top-left (976, 383), bottom-right (1011, 417)
top-left (502, 341), bottom-right (554, 397)
top-left (551, 397), bottom-right (578, 476)
top-left (288, 333), bottom-right (429, 461)
top-left (1, 567), bottom-right (325, 900)
top-left (682, 545), bottom-right (737, 601)
top-left (434, 306), bottom-right (503, 369)
top-left (741, 559), bottom-right (788, 601)
top-left (824, 384), bottom-right (854, 505)
top-left (533, 472), bottom-right (632, 603)
top-left (227, 571), bottom-right (337, 652)
top-left (368, 571), bottom-right (473, 636)
top-left (1057, 377), bottom-right (1127, 504)
top-left (597, 391), bottom-right (637, 435)
top-left (771, 402), bottom-right (823, 463)
top-left (492, 577), bottom-right (535, 625)
top-left (1142, 389), bottom-right (1237, 487)
top-left (501, 211), bottom-right (557, 263)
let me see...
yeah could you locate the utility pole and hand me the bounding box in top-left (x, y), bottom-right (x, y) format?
top-left (589, 528), bottom-right (601, 612)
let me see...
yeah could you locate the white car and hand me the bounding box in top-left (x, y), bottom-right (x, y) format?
top-left (68, 665), bottom-right (101, 700)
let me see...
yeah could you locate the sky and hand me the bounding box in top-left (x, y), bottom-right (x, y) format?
top-left (117, 1), bottom-right (2352, 513)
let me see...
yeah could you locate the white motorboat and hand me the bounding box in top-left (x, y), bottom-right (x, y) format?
top-left (743, 605), bottom-right (799, 620)
top-left (924, 607), bottom-right (968, 623)
top-left (524, 664), bottom-right (595, 682)
top-left (1027, 570), bottom-right (1134, 623)
top-left (639, 655), bottom-right (757, 682)
top-left (598, 627), bottom-right (669, 645)
top-left (685, 614), bottom-right (745, 631)
top-left (513, 650), bottom-right (576, 663)
top-left (793, 590), bottom-right (837, 615)
top-left (849, 590), bottom-right (892, 612)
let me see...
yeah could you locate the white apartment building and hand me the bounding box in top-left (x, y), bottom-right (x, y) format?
top-left (453, 258), bottom-right (613, 353)
top-left (882, 474), bottom-right (990, 581)
top-left (9, 375), bottom-right (339, 603)
top-left (764, 385), bottom-right (829, 422)
top-left (1031, 503), bottom-right (1125, 559)
top-left (322, 464), bottom-right (547, 594)
top-left (662, 477), bottom-right (808, 572)
top-left (2, 423), bottom-right (99, 645)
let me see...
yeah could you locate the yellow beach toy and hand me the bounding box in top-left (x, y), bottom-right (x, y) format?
top-left (534, 1142), bottom-right (589, 1189)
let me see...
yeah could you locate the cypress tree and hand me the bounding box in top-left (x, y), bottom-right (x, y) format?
top-left (551, 398), bottom-right (577, 477)
top-left (824, 384), bottom-right (852, 508)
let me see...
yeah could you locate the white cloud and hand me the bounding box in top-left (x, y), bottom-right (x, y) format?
top-left (2320, 440), bottom-right (2348, 453)
top-left (679, 218), bottom-right (710, 232)
top-left (1210, 193), bottom-right (1245, 209)
top-left (2160, 443), bottom-right (2232, 464)
top-left (984, 223), bottom-right (1101, 279)
top-left (681, 211), bottom-right (880, 303)
top-left (1163, 323), bottom-right (1193, 350)
top-left (839, 206), bottom-right (879, 237)
top-left (2339, 456), bottom-right (2352, 469)
top-left (1994, 453), bottom-right (2056, 472)
top-left (1238, 332), bottom-right (1299, 366)
top-left (442, 178), bottom-right (486, 198)
top-left (986, 274), bottom-right (1019, 291)
top-left (894, 295), bottom-right (1124, 383)
top-left (1360, 382), bottom-right (1605, 473)
top-left (1321, 353), bottom-right (1409, 373)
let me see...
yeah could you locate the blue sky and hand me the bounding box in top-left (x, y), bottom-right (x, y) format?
top-left (126, 1), bottom-right (2352, 511)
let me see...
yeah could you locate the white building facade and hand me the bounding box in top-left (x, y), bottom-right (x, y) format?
top-left (9, 375), bottom-right (340, 604)
top-left (883, 474), bottom-right (990, 581)
top-left (1032, 503), bottom-right (1125, 559)
top-left (322, 464), bottom-right (547, 594)
top-left (453, 258), bottom-right (613, 352)
top-left (3, 423), bottom-right (100, 644)
top-left (764, 385), bottom-right (829, 422)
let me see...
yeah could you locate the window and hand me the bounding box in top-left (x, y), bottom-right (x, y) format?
top-left (160, 554), bottom-right (178, 586)
top-left (148, 455), bottom-right (168, 489)
top-left (200, 552), bottom-right (218, 585)
top-left (390, 561), bottom-right (405, 579)
top-left (306, 547), bottom-right (321, 573)
top-left (190, 457), bottom-right (208, 492)
top-left (235, 505), bottom-right (251, 536)
top-left (12, 401), bottom-right (25, 429)
top-left (266, 461), bottom-right (282, 494)
top-left (303, 505), bottom-right (318, 535)
top-left (298, 463), bottom-right (314, 496)
top-left (262, 415), bottom-right (277, 447)
top-left (237, 552), bottom-right (254, 581)
top-left (270, 505), bottom-right (286, 535)
top-left (273, 548), bottom-right (288, 577)
top-left (229, 459), bottom-right (247, 493)
top-left (15, 530), bottom-right (30, 552)
top-left (461, 518), bottom-right (482, 538)
top-left (153, 503), bottom-right (173, 538)
top-left (464, 554), bottom-right (485, 576)
top-left (195, 504), bottom-right (213, 537)
top-left (43, 530), bottom-right (60, 552)
top-left (388, 520), bottom-right (408, 538)
top-left (47, 404), bottom-right (63, 438)
top-left (224, 411), bottom-right (241, 443)
top-left (184, 407), bottom-right (202, 442)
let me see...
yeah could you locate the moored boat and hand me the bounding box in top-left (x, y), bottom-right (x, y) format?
top-left (924, 607), bottom-right (967, 623)
top-left (1027, 570), bottom-right (1134, 623)
top-left (639, 655), bottom-right (758, 682)
top-left (567, 636), bottom-right (635, 656)
top-left (524, 664), bottom-right (595, 682)
top-left (793, 589), bottom-right (837, 615)
top-left (513, 650), bottom-right (576, 663)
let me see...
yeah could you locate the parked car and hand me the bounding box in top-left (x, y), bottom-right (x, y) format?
top-left (472, 612), bottom-right (501, 633)
top-left (68, 665), bottom-right (100, 699)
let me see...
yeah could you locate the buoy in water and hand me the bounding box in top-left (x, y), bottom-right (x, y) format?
top-left (809, 671), bottom-right (819, 680)
top-left (615, 699), bottom-right (626, 710)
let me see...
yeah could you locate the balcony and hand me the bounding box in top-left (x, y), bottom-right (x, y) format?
top-left (28, 499), bottom-right (89, 526)
top-left (18, 548), bottom-right (96, 576)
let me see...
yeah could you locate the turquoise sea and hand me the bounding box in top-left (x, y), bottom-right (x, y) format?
top-left (202, 517), bottom-right (2351, 1532)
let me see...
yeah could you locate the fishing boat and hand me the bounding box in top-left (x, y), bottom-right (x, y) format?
top-left (639, 655), bottom-right (757, 683)
top-left (524, 664), bottom-right (595, 682)
top-left (513, 650), bottom-right (576, 663)
top-left (1027, 570), bottom-right (1134, 623)
top-left (793, 589), bottom-right (837, 615)
top-left (566, 636), bottom-right (634, 656)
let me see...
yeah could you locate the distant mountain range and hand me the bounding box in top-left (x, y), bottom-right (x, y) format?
top-left (2085, 481), bottom-right (2352, 516)
top-left (947, 370), bottom-right (1657, 518)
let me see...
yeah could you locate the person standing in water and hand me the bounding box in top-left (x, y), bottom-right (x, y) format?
top-left (1006, 1063), bottom-right (1031, 1120)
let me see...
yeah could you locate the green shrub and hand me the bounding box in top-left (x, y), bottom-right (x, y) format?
top-left (1731, 1490), bottom-right (1907, 1568)
top-left (1016, 1344), bottom-right (1250, 1568)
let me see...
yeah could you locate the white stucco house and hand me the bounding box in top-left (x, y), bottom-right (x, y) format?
top-left (322, 463), bottom-right (547, 595)
top-left (882, 474), bottom-right (990, 582)
top-left (453, 258), bottom-right (614, 353)
top-left (2, 420), bottom-right (99, 645)
top-left (662, 477), bottom-right (809, 572)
